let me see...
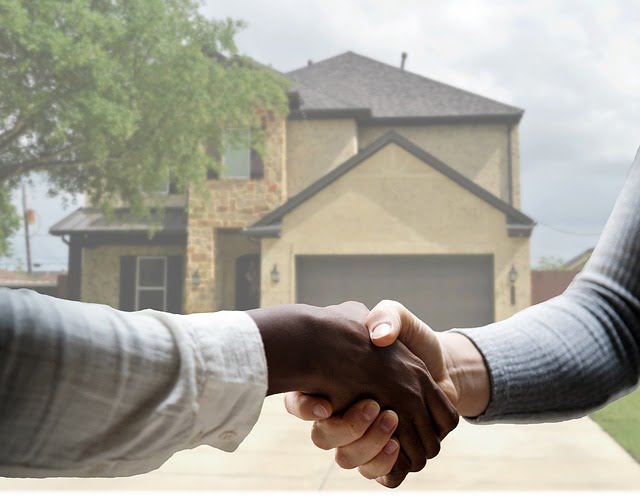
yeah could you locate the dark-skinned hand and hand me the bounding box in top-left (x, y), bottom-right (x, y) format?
top-left (247, 301), bottom-right (458, 485)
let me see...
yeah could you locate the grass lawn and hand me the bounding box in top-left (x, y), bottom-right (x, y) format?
top-left (591, 387), bottom-right (640, 462)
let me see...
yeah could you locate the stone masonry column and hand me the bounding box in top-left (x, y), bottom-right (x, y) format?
top-left (184, 192), bottom-right (217, 314)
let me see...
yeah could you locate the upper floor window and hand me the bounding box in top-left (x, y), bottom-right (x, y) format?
top-left (208, 128), bottom-right (265, 180)
top-left (223, 128), bottom-right (251, 178)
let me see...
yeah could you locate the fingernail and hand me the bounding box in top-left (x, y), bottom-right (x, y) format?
top-left (380, 413), bottom-right (397, 433)
top-left (383, 439), bottom-right (399, 455)
top-left (363, 402), bottom-right (380, 421)
top-left (371, 323), bottom-right (391, 339)
top-left (312, 404), bottom-right (328, 419)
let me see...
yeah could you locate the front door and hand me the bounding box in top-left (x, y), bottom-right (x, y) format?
top-left (236, 254), bottom-right (261, 310)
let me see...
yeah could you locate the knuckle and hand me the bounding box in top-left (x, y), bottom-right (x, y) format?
top-left (310, 423), bottom-right (333, 451)
top-left (427, 438), bottom-right (442, 459)
top-left (335, 449), bottom-right (357, 470)
top-left (385, 468), bottom-right (408, 488)
top-left (410, 455), bottom-right (427, 473)
top-left (357, 465), bottom-right (376, 480)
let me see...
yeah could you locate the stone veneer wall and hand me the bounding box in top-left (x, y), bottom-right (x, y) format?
top-left (184, 116), bottom-right (286, 313)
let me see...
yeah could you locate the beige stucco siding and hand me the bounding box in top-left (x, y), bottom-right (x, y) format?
top-left (261, 142), bottom-right (530, 321)
top-left (81, 245), bottom-right (184, 308)
top-left (286, 119), bottom-right (358, 197)
top-left (359, 123), bottom-right (517, 206)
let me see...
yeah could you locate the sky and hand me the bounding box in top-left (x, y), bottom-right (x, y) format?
top-left (3, 0), bottom-right (639, 271)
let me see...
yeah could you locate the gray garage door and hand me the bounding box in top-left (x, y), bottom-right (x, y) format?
top-left (296, 255), bottom-right (494, 331)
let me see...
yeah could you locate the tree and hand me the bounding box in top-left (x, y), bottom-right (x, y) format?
top-left (0, 0), bottom-right (288, 256)
top-left (535, 256), bottom-right (566, 271)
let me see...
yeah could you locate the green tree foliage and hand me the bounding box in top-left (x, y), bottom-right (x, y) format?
top-left (535, 256), bottom-right (566, 271)
top-left (0, 0), bottom-right (288, 255)
top-left (0, 184), bottom-right (20, 256)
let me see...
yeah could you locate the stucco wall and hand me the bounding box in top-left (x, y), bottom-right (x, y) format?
top-left (286, 119), bottom-right (358, 197)
top-left (359, 123), bottom-right (518, 206)
top-left (185, 115), bottom-right (287, 313)
top-left (81, 244), bottom-right (184, 308)
top-left (260, 142), bottom-right (531, 321)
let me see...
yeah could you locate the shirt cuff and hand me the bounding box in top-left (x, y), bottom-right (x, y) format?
top-left (183, 311), bottom-right (268, 451)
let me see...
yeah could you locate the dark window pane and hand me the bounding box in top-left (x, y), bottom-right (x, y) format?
top-left (138, 258), bottom-right (165, 287)
top-left (138, 289), bottom-right (165, 311)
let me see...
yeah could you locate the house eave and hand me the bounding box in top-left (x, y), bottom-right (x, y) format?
top-left (508, 223), bottom-right (536, 238)
top-left (244, 224), bottom-right (282, 238)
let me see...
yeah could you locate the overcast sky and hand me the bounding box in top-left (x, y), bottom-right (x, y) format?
top-left (3, 0), bottom-right (639, 271)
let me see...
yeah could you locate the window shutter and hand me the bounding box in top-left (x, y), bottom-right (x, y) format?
top-left (166, 255), bottom-right (184, 314)
top-left (119, 256), bottom-right (136, 311)
top-left (250, 148), bottom-right (264, 179)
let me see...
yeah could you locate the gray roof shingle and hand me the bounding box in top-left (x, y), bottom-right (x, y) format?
top-left (49, 208), bottom-right (187, 236)
top-left (287, 52), bottom-right (523, 120)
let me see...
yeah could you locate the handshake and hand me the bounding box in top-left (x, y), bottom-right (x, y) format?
top-left (247, 300), bottom-right (491, 488)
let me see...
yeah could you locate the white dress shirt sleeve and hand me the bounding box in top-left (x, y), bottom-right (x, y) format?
top-left (0, 288), bottom-right (268, 477)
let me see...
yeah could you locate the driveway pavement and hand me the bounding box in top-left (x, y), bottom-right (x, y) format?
top-left (1, 394), bottom-right (639, 491)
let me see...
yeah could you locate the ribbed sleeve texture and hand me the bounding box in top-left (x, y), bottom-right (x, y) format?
top-left (456, 148), bottom-right (640, 423)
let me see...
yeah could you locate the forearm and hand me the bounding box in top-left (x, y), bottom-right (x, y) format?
top-left (0, 289), bottom-right (267, 476)
top-left (451, 149), bottom-right (640, 423)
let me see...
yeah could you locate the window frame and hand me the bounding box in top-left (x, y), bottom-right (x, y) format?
top-left (135, 256), bottom-right (168, 311)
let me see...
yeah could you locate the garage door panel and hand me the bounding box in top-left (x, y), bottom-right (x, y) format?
top-left (296, 255), bottom-right (493, 331)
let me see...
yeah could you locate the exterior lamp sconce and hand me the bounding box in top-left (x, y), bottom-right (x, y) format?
top-left (271, 264), bottom-right (280, 284)
top-left (192, 269), bottom-right (201, 287)
top-left (509, 265), bottom-right (518, 305)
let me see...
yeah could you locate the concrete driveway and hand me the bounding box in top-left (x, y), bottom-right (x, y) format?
top-left (1, 394), bottom-right (639, 491)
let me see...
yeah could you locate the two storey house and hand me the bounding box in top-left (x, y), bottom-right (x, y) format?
top-left (51, 52), bottom-right (535, 330)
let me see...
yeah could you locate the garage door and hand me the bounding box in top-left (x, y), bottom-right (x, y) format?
top-left (296, 255), bottom-right (494, 331)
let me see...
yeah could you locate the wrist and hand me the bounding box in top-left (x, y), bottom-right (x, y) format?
top-left (439, 332), bottom-right (490, 418)
top-left (247, 305), bottom-right (317, 396)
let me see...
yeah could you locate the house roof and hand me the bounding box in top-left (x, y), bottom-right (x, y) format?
top-left (0, 269), bottom-right (62, 288)
top-left (563, 247), bottom-right (594, 271)
top-left (286, 52), bottom-right (523, 123)
top-left (247, 131), bottom-right (535, 237)
top-left (49, 207), bottom-right (187, 236)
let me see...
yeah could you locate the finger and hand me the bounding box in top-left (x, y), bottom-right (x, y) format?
top-left (393, 413), bottom-right (427, 473)
top-left (284, 391), bottom-right (333, 421)
top-left (334, 410), bottom-right (398, 469)
top-left (412, 408), bottom-right (441, 460)
top-left (311, 400), bottom-right (380, 450)
top-left (357, 437), bottom-right (400, 480)
top-left (378, 449), bottom-right (411, 488)
top-left (417, 366), bottom-right (460, 440)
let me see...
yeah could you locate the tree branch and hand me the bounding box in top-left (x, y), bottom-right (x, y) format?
top-left (0, 116), bottom-right (29, 151)
top-left (0, 147), bottom-right (80, 183)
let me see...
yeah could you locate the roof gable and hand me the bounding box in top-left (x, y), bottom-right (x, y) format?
top-left (248, 132), bottom-right (535, 236)
top-left (287, 52), bottom-right (523, 122)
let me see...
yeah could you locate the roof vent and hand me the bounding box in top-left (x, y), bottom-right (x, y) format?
top-left (400, 52), bottom-right (407, 70)
top-left (307, 59), bottom-right (313, 66)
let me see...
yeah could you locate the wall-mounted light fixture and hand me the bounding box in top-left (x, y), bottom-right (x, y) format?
top-left (270, 264), bottom-right (280, 284)
top-left (509, 264), bottom-right (518, 305)
top-left (192, 269), bottom-right (201, 287)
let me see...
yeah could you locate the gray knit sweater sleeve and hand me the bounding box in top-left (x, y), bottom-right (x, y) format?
top-left (456, 148), bottom-right (640, 423)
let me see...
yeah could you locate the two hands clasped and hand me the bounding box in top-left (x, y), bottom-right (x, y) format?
top-left (247, 300), bottom-right (492, 488)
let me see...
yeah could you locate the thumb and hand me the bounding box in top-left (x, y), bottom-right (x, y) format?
top-left (366, 300), bottom-right (405, 347)
top-left (366, 300), bottom-right (439, 371)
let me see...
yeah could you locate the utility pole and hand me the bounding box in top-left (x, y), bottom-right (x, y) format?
top-left (21, 184), bottom-right (32, 274)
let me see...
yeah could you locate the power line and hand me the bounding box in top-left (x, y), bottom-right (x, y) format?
top-left (536, 221), bottom-right (602, 237)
